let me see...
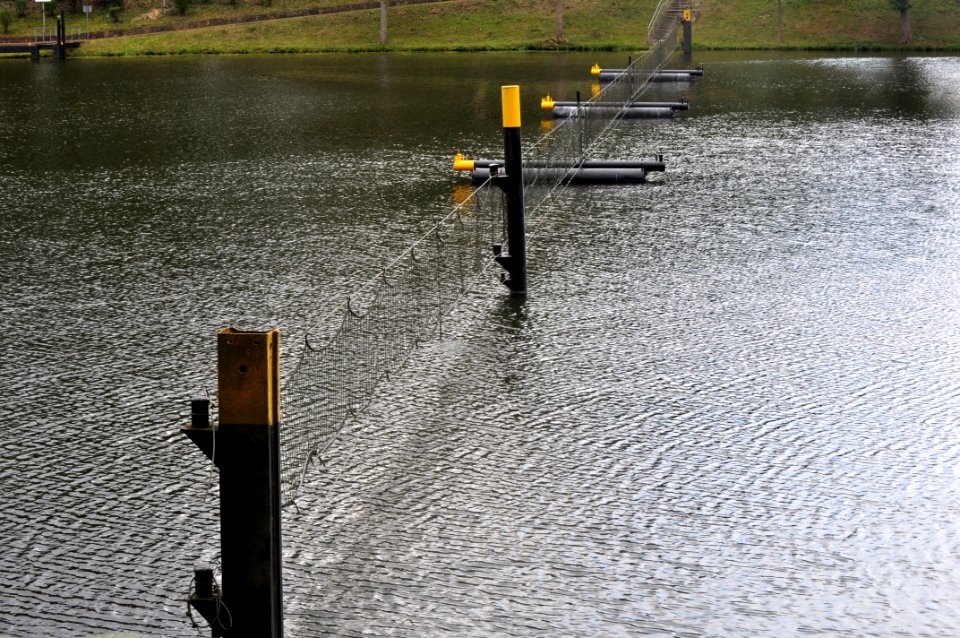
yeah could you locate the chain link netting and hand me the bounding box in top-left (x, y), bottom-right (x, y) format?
top-left (279, 181), bottom-right (505, 504)
top-left (278, 14), bottom-right (685, 505)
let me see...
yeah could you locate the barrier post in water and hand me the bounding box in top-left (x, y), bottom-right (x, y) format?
top-left (681, 7), bottom-right (693, 55)
top-left (182, 327), bottom-right (284, 638)
top-left (492, 84), bottom-right (528, 295)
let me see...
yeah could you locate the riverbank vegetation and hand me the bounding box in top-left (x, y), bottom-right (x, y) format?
top-left (1, 0), bottom-right (958, 55)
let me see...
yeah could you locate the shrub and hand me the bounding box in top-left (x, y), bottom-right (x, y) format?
top-left (173, 0), bottom-right (188, 15)
top-left (14, 0), bottom-right (25, 18)
top-left (108, 5), bottom-right (121, 21)
top-left (0, 10), bottom-right (11, 34)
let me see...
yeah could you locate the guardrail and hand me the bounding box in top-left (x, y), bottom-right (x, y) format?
top-left (31, 26), bottom-right (80, 43)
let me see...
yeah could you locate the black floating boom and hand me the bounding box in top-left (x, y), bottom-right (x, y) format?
top-left (552, 105), bottom-right (676, 119)
top-left (547, 100), bottom-right (689, 110)
top-left (465, 158), bottom-right (666, 185)
top-left (597, 68), bottom-right (704, 83)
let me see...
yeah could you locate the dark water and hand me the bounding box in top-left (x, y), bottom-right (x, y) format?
top-left (1, 51), bottom-right (959, 637)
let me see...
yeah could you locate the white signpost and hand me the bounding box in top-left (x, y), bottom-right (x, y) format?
top-left (35, 0), bottom-right (51, 39)
top-left (83, 4), bottom-right (92, 37)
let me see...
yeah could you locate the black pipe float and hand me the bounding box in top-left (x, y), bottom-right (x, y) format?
top-left (591, 65), bottom-right (704, 77)
top-left (591, 65), bottom-right (704, 83)
top-left (598, 70), bottom-right (701, 83)
top-left (539, 96), bottom-right (688, 119)
top-left (663, 68), bottom-right (705, 76)
top-left (545, 100), bottom-right (689, 110)
top-left (454, 155), bottom-right (666, 185)
top-left (552, 105), bottom-right (676, 119)
top-left (472, 166), bottom-right (651, 184)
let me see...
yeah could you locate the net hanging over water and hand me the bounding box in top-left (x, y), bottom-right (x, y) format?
top-left (279, 186), bottom-right (507, 504)
top-left (523, 22), bottom-right (680, 212)
top-left (278, 2), bottom-right (695, 504)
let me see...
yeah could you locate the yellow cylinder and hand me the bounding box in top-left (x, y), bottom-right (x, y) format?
top-left (540, 94), bottom-right (555, 110)
top-left (501, 85), bottom-right (521, 128)
top-left (591, 64), bottom-right (601, 76)
top-left (453, 153), bottom-right (475, 172)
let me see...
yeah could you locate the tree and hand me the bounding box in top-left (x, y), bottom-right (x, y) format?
top-left (379, 0), bottom-right (386, 46)
top-left (776, 0), bottom-right (782, 44)
top-left (889, 0), bottom-right (912, 44)
top-left (555, 0), bottom-right (563, 42)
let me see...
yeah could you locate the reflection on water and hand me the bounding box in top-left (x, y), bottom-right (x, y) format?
top-left (1, 52), bottom-right (959, 637)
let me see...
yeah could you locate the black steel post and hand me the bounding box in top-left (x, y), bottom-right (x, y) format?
top-left (493, 85), bottom-right (527, 295)
top-left (182, 328), bottom-right (284, 638)
top-left (682, 11), bottom-right (693, 55)
top-left (56, 11), bottom-right (66, 59)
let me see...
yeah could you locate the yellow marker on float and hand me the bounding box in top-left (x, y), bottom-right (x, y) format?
top-left (501, 85), bottom-right (521, 128)
top-left (453, 152), bottom-right (475, 172)
top-left (591, 63), bottom-right (601, 76)
top-left (540, 94), bottom-right (555, 110)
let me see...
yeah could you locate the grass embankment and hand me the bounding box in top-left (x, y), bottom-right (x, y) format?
top-left (2, 0), bottom-right (959, 56)
top-left (697, 0), bottom-right (960, 50)
top-left (76, 0), bottom-right (657, 55)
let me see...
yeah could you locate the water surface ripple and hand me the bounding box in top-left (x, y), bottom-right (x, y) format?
top-left (1, 53), bottom-right (959, 637)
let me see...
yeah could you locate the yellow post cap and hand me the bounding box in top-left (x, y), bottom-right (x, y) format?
top-left (501, 85), bottom-right (521, 128)
top-left (217, 327), bottom-right (280, 426)
top-left (453, 153), bottom-right (475, 172)
top-left (683, 8), bottom-right (692, 21)
top-left (540, 94), bottom-right (555, 109)
top-left (591, 64), bottom-right (601, 76)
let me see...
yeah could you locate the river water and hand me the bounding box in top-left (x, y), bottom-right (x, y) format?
top-left (1, 51), bottom-right (959, 637)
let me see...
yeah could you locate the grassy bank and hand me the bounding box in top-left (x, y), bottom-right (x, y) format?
top-left (3, 0), bottom-right (960, 56)
top-left (74, 0), bottom-right (657, 55)
top-left (697, 0), bottom-right (960, 50)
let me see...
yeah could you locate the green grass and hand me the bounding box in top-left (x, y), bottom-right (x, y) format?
top-left (3, 0), bottom-right (960, 56)
top-left (73, 0), bottom-right (659, 56)
top-left (696, 0), bottom-right (960, 50)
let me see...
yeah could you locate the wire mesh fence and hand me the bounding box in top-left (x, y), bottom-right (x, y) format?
top-left (278, 15), bottom-right (684, 505)
top-left (279, 181), bottom-right (505, 505)
top-left (523, 28), bottom-right (678, 211)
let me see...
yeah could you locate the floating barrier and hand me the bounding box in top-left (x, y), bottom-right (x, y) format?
top-left (553, 105), bottom-right (676, 119)
top-left (591, 64), bottom-right (704, 83)
top-left (454, 154), bottom-right (665, 185)
top-left (540, 95), bottom-right (689, 119)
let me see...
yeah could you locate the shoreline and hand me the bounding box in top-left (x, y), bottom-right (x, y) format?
top-left (2, 0), bottom-right (959, 58)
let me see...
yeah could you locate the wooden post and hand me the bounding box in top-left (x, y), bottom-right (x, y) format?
top-left (183, 328), bottom-right (284, 638)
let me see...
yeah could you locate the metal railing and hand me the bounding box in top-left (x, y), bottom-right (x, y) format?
top-left (32, 26), bottom-right (80, 43)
